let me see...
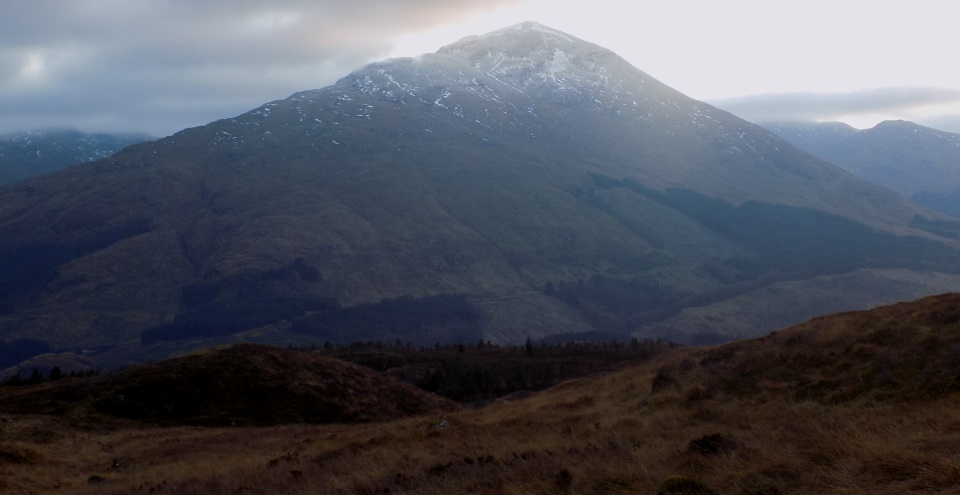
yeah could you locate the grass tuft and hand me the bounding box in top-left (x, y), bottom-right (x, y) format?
top-left (657, 476), bottom-right (718, 495)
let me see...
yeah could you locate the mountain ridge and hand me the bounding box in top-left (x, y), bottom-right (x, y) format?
top-left (762, 119), bottom-right (960, 217)
top-left (0, 128), bottom-right (152, 186)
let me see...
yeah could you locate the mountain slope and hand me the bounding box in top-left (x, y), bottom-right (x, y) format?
top-left (0, 128), bottom-right (152, 186)
top-left (1, 22), bottom-right (960, 362)
top-left (763, 120), bottom-right (960, 216)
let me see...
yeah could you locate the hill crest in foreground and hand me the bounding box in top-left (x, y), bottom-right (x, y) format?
top-left (5, 294), bottom-right (960, 494)
top-left (0, 344), bottom-right (457, 426)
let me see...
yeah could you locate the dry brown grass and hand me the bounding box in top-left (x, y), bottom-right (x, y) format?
top-left (6, 294), bottom-right (960, 494)
top-left (5, 362), bottom-right (960, 494)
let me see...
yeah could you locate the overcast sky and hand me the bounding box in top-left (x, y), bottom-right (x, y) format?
top-left (3, 0), bottom-right (959, 137)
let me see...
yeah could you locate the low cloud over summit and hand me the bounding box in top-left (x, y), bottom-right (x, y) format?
top-left (0, 0), bottom-right (516, 135)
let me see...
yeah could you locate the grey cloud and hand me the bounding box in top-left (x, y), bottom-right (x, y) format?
top-left (919, 114), bottom-right (960, 135)
top-left (0, 50), bottom-right (24, 85)
top-left (0, 0), bottom-right (522, 136)
top-left (708, 87), bottom-right (960, 125)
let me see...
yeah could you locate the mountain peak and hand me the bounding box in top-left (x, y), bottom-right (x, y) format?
top-left (437, 21), bottom-right (580, 55)
top-left (868, 119), bottom-right (945, 138)
top-left (873, 119), bottom-right (914, 129)
top-left (435, 20), bottom-right (614, 68)
top-left (429, 21), bottom-right (658, 105)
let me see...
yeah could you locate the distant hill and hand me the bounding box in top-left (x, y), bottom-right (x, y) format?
top-left (763, 120), bottom-right (960, 216)
top-left (3, 23), bottom-right (960, 366)
top-left (0, 128), bottom-right (152, 186)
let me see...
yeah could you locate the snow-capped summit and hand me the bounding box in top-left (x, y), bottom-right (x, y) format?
top-left (331, 21), bottom-right (687, 132)
top-left (438, 21), bottom-right (576, 52)
top-left (434, 21), bottom-right (653, 102)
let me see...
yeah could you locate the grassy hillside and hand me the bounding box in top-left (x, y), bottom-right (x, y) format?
top-left (4, 294), bottom-right (960, 494)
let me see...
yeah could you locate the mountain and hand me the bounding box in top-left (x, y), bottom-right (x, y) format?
top-left (3, 22), bottom-right (960, 365)
top-left (763, 120), bottom-right (960, 216)
top-left (6, 293), bottom-right (960, 494)
top-left (0, 128), bottom-right (153, 186)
